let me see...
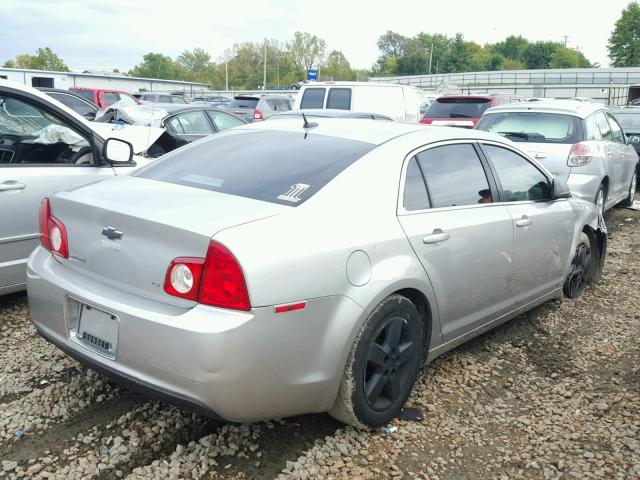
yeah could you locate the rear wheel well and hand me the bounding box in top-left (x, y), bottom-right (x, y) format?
top-left (394, 288), bottom-right (433, 355)
top-left (582, 225), bottom-right (605, 283)
top-left (601, 177), bottom-right (609, 197)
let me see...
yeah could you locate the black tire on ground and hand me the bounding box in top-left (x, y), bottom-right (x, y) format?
top-left (563, 232), bottom-right (594, 299)
top-left (619, 173), bottom-right (637, 207)
top-left (329, 294), bottom-right (425, 429)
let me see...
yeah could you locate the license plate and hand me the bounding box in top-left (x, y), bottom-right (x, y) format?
top-left (75, 303), bottom-right (119, 359)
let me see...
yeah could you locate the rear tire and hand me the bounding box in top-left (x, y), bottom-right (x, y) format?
top-left (619, 173), bottom-right (637, 207)
top-left (329, 295), bottom-right (424, 429)
top-left (563, 232), bottom-right (593, 299)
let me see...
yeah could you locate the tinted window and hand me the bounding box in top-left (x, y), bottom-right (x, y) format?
top-left (426, 98), bottom-right (492, 118)
top-left (403, 158), bottom-right (429, 211)
top-left (228, 98), bottom-right (259, 109)
top-left (102, 92), bottom-right (119, 106)
top-left (137, 130), bottom-right (375, 206)
top-left (208, 110), bottom-right (244, 131)
top-left (31, 77), bottom-right (54, 88)
top-left (416, 144), bottom-right (491, 208)
top-left (327, 88), bottom-right (352, 110)
top-left (482, 145), bottom-right (551, 201)
top-left (300, 88), bottom-right (326, 109)
top-left (72, 90), bottom-right (95, 102)
top-left (166, 110), bottom-right (213, 135)
top-left (476, 112), bottom-right (583, 144)
top-left (606, 113), bottom-right (625, 143)
top-left (612, 112), bottom-right (640, 130)
top-left (595, 112), bottom-right (612, 141)
top-left (48, 93), bottom-right (96, 117)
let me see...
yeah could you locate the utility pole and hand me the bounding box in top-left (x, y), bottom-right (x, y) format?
top-left (428, 43), bottom-right (433, 74)
top-left (225, 59), bottom-right (228, 91)
top-left (562, 35), bottom-right (569, 47)
top-left (263, 39), bottom-right (267, 91)
top-left (436, 58), bottom-right (439, 75)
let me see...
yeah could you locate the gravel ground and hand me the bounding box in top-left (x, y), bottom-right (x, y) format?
top-left (1, 206), bottom-right (638, 480)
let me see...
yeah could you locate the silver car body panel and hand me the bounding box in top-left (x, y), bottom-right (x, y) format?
top-left (28, 119), bottom-right (605, 421)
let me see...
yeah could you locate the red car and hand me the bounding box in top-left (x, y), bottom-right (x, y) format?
top-left (420, 94), bottom-right (521, 128)
top-left (69, 87), bottom-right (141, 109)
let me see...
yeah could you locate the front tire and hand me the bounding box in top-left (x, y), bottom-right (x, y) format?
top-left (563, 232), bottom-right (593, 299)
top-left (329, 295), bottom-right (424, 429)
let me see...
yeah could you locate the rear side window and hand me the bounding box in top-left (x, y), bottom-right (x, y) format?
top-left (476, 112), bottom-right (583, 144)
top-left (326, 88), bottom-right (352, 110)
top-left (403, 158), bottom-right (429, 211)
top-left (595, 112), bottom-right (612, 141)
top-left (482, 145), bottom-right (551, 201)
top-left (49, 93), bottom-right (96, 117)
top-left (136, 130), bottom-right (375, 206)
top-left (228, 98), bottom-right (259, 109)
top-left (426, 98), bottom-right (492, 119)
top-left (300, 88), bottom-right (326, 109)
top-left (416, 144), bottom-right (491, 208)
top-left (606, 113), bottom-right (625, 143)
top-left (584, 114), bottom-right (602, 141)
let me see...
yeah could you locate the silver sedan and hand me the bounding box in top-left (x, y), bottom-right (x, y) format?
top-left (28, 119), bottom-right (607, 428)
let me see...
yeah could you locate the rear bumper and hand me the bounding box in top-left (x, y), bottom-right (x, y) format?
top-left (27, 247), bottom-right (363, 422)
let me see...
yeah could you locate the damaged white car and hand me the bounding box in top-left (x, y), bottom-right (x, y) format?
top-left (0, 80), bottom-right (167, 295)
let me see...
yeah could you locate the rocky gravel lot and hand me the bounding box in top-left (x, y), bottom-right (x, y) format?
top-left (1, 206), bottom-right (639, 480)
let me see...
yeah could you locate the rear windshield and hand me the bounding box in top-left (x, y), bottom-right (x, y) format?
top-left (476, 112), bottom-right (584, 144)
top-left (72, 89), bottom-right (94, 102)
top-left (228, 98), bottom-right (259, 109)
top-left (613, 112), bottom-right (640, 131)
top-left (426, 98), bottom-right (492, 119)
top-left (136, 130), bottom-right (375, 206)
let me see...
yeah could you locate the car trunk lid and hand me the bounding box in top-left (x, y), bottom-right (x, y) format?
top-left (50, 176), bottom-right (284, 305)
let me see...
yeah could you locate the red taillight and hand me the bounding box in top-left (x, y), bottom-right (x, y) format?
top-left (420, 118), bottom-right (433, 125)
top-left (39, 198), bottom-right (69, 259)
top-left (163, 258), bottom-right (204, 301)
top-left (568, 142), bottom-right (595, 166)
top-left (164, 241), bottom-right (250, 311)
top-left (253, 108), bottom-right (264, 120)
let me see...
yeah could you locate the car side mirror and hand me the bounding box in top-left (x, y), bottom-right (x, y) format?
top-left (552, 176), bottom-right (572, 199)
top-left (102, 138), bottom-right (133, 163)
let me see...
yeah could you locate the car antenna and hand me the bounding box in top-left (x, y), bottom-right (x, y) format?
top-left (301, 112), bottom-right (318, 129)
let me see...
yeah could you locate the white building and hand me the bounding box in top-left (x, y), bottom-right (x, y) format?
top-left (0, 67), bottom-right (209, 94)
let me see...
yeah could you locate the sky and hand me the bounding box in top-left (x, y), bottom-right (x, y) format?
top-left (0, 0), bottom-right (633, 72)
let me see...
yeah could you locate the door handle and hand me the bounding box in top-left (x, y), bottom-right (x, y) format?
top-left (515, 215), bottom-right (532, 228)
top-left (423, 229), bottom-right (450, 244)
top-left (0, 181), bottom-right (26, 192)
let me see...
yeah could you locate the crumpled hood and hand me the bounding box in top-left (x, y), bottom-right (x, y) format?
top-left (88, 122), bottom-right (165, 154)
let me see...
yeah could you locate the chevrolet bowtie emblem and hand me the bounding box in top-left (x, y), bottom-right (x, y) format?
top-left (101, 226), bottom-right (124, 241)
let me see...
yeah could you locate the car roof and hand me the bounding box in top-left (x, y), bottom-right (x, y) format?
top-left (234, 117), bottom-right (504, 146)
top-left (483, 99), bottom-right (606, 119)
top-left (301, 81), bottom-right (416, 89)
top-left (272, 109), bottom-right (392, 120)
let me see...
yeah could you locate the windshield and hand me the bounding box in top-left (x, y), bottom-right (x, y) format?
top-left (136, 130), bottom-right (375, 206)
top-left (476, 112), bottom-right (584, 144)
top-left (613, 112), bottom-right (640, 131)
top-left (0, 97), bottom-right (59, 134)
top-left (228, 98), bottom-right (259, 109)
top-left (425, 98), bottom-right (492, 118)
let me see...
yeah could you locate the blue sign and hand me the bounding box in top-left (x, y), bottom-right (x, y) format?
top-left (307, 69), bottom-right (317, 81)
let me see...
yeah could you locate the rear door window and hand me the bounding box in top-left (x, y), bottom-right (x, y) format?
top-left (403, 158), bottom-right (429, 211)
top-left (595, 112), bottom-right (613, 141)
top-left (426, 98), bottom-right (492, 118)
top-left (49, 93), bottom-right (96, 118)
top-left (136, 130), bottom-right (375, 206)
top-left (300, 88), bottom-right (326, 109)
top-left (326, 88), bottom-right (352, 110)
top-left (207, 110), bottom-right (244, 131)
top-left (606, 112), bottom-right (625, 143)
top-left (166, 110), bottom-right (213, 135)
top-left (416, 144), bottom-right (492, 208)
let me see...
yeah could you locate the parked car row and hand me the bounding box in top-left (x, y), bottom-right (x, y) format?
top-left (0, 78), bottom-right (635, 432)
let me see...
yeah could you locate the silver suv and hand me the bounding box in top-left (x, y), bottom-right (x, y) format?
top-left (476, 100), bottom-right (639, 215)
top-left (225, 94), bottom-right (292, 122)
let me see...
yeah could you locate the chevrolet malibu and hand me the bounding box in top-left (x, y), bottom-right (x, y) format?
top-left (28, 119), bottom-right (607, 428)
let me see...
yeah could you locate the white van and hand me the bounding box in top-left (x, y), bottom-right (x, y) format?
top-left (293, 82), bottom-right (422, 122)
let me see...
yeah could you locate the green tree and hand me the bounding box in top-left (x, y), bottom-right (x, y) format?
top-left (287, 32), bottom-right (326, 79)
top-left (523, 41), bottom-right (558, 69)
top-left (608, 1), bottom-right (640, 66)
top-left (374, 31), bottom-right (410, 75)
top-left (442, 33), bottom-right (473, 72)
top-left (321, 50), bottom-right (354, 80)
top-left (549, 47), bottom-right (591, 68)
top-left (493, 35), bottom-right (529, 63)
top-left (176, 48), bottom-right (218, 83)
top-left (3, 47), bottom-right (69, 71)
top-left (129, 53), bottom-right (181, 79)
top-left (396, 39), bottom-right (430, 75)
